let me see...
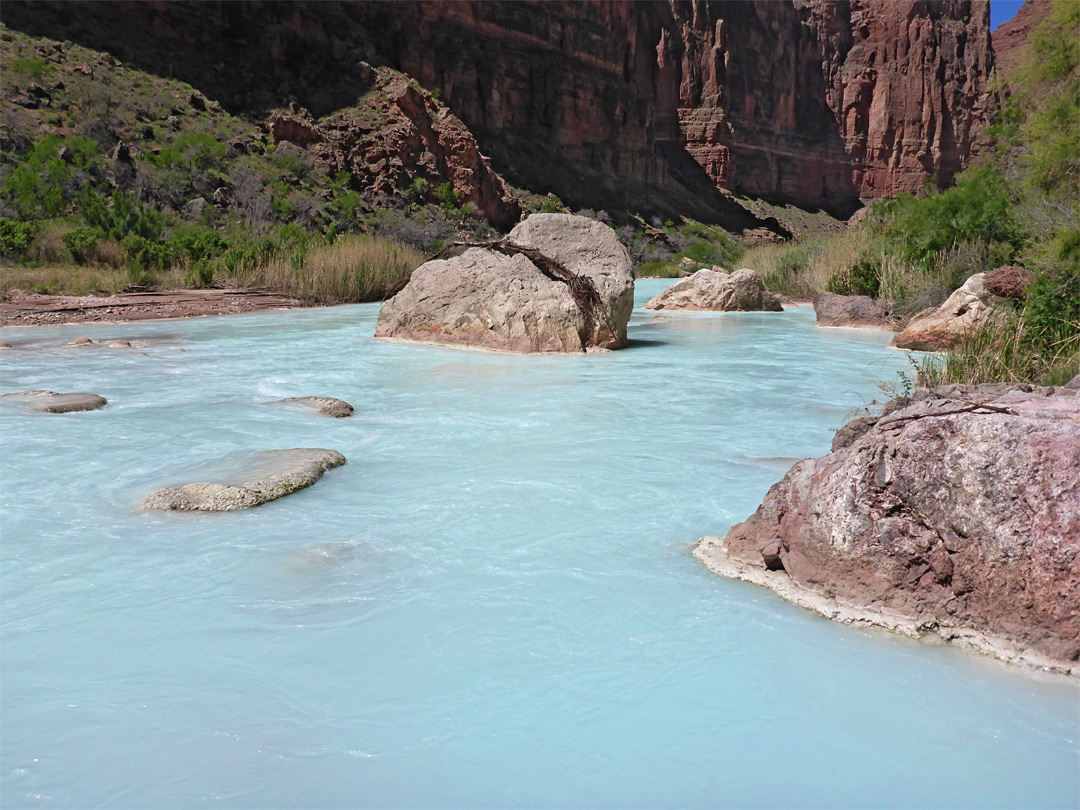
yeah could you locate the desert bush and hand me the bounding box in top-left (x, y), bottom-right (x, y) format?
top-left (874, 166), bottom-right (1026, 269)
top-left (2, 134), bottom-right (103, 220)
top-left (61, 226), bottom-right (103, 263)
top-left (0, 218), bottom-right (34, 256)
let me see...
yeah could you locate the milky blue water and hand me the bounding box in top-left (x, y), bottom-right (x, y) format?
top-left (1, 279), bottom-right (1077, 809)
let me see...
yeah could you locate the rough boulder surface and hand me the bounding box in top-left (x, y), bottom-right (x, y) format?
top-left (0, 390), bottom-right (107, 413)
top-left (375, 214), bottom-right (634, 353)
top-left (141, 448), bottom-right (346, 512)
top-left (644, 269), bottom-right (782, 312)
top-left (696, 383), bottom-right (1080, 675)
top-left (892, 273), bottom-right (1006, 351)
top-left (813, 293), bottom-right (893, 330)
top-left (275, 397), bottom-right (354, 418)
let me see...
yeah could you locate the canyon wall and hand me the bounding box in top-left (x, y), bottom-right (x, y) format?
top-left (1, 0), bottom-right (997, 219)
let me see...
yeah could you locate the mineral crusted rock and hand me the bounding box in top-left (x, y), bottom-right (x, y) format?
top-left (141, 448), bottom-right (347, 512)
top-left (813, 293), bottom-right (894, 329)
top-left (892, 273), bottom-right (1006, 351)
top-left (696, 383), bottom-right (1080, 675)
top-left (375, 214), bottom-right (634, 353)
top-left (276, 396), bottom-right (354, 418)
top-left (0, 390), bottom-right (107, 413)
top-left (643, 268), bottom-right (782, 312)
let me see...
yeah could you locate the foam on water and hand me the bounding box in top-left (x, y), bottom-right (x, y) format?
top-left (2, 280), bottom-right (1077, 809)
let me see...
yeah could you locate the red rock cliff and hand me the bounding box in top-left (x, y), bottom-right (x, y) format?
top-left (1, 0), bottom-right (997, 218)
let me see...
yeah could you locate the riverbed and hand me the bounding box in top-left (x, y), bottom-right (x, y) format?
top-left (2, 279), bottom-right (1076, 808)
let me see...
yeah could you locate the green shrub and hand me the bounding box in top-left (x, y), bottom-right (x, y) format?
top-left (874, 166), bottom-right (1027, 269)
top-left (432, 182), bottom-right (460, 210)
top-left (1023, 267), bottom-right (1080, 359)
top-left (0, 218), bottom-right (34, 255)
top-left (826, 258), bottom-right (881, 298)
top-left (80, 189), bottom-right (164, 241)
top-left (8, 56), bottom-right (53, 84)
top-left (61, 227), bottom-right (104, 263)
top-left (3, 135), bottom-right (103, 220)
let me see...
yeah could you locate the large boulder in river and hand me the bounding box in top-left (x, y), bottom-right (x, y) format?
top-left (813, 293), bottom-right (894, 329)
top-left (892, 273), bottom-right (1006, 351)
top-left (374, 214), bottom-right (634, 352)
top-left (141, 448), bottom-right (346, 512)
top-left (695, 383), bottom-right (1080, 675)
top-left (0, 390), bottom-right (107, 413)
top-left (643, 268), bottom-right (782, 312)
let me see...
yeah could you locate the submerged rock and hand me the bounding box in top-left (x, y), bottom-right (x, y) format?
top-left (813, 293), bottom-right (893, 329)
top-left (695, 383), bottom-right (1080, 675)
top-left (643, 268), bottom-right (782, 312)
top-left (0, 390), bottom-right (108, 413)
top-left (275, 396), bottom-right (354, 418)
top-left (374, 214), bottom-right (634, 353)
top-left (141, 448), bottom-right (346, 512)
top-left (892, 273), bottom-right (1005, 351)
top-left (68, 336), bottom-right (93, 345)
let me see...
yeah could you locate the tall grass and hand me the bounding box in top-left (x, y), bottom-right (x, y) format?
top-left (236, 233), bottom-right (424, 304)
top-left (912, 309), bottom-right (1080, 388)
top-left (739, 228), bottom-right (876, 299)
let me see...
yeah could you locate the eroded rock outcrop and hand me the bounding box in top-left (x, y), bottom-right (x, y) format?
top-left (813, 293), bottom-right (894, 329)
top-left (893, 273), bottom-right (1006, 351)
top-left (0, 389), bottom-right (107, 413)
top-left (141, 448), bottom-right (346, 512)
top-left (375, 214), bottom-right (634, 353)
top-left (644, 269), bottom-right (782, 312)
top-left (696, 383), bottom-right (1080, 674)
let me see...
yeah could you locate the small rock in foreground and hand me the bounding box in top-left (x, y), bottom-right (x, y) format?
top-left (0, 390), bottom-right (108, 413)
top-left (643, 268), bottom-right (782, 312)
top-left (141, 448), bottom-right (346, 512)
top-left (812, 293), bottom-right (894, 329)
top-left (275, 396), bottom-right (354, 418)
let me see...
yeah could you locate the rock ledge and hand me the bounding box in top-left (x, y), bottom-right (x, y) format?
top-left (695, 382), bottom-right (1080, 676)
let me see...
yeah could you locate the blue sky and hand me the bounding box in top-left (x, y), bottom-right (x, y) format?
top-left (990, 0), bottom-right (1025, 31)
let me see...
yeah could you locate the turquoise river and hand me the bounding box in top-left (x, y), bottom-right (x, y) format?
top-left (1, 279), bottom-right (1077, 808)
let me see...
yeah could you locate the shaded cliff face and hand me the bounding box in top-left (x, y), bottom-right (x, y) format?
top-left (1, 0), bottom-right (996, 219)
top-left (674, 1), bottom-right (996, 206)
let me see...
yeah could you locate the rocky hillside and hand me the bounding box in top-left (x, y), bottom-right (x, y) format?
top-left (2, 0), bottom-right (998, 221)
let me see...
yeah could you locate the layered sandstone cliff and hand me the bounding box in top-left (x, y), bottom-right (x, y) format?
top-left (1, 1), bottom-right (998, 219)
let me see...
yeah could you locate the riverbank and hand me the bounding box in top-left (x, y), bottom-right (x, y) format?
top-left (0, 289), bottom-right (307, 327)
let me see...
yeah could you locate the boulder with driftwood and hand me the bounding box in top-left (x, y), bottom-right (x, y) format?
top-left (374, 214), bottom-right (634, 353)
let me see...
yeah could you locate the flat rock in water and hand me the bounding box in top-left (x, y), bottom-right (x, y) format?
top-left (813, 293), bottom-right (893, 329)
top-left (643, 268), bottom-right (783, 312)
top-left (375, 213), bottom-right (634, 353)
top-left (275, 396), bottom-right (354, 418)
top-left (141, 448), bottom-right (347, 512)
top-left (696, 383), bottom-right (1080, 675)
top-left (0, 390), bottom-right (108, 413)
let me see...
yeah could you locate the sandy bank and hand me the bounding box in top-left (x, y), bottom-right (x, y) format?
top-left (0, 289), bottom-right (306, 327)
